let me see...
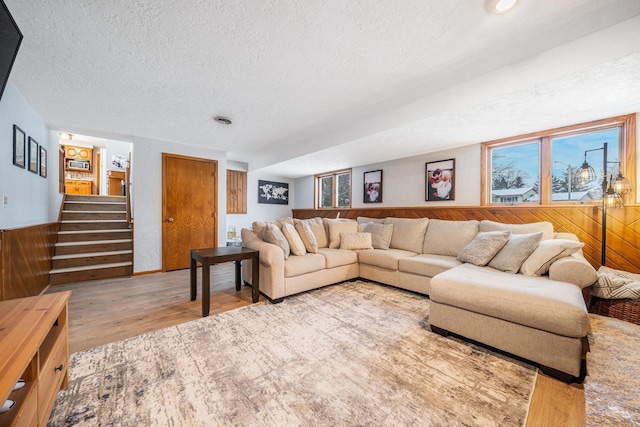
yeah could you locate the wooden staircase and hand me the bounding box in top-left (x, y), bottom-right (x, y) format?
top-left (50, 195), bottom-right (133, 285)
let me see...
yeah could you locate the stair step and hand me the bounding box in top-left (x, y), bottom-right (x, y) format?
top-left (65, 195), bottom-right (125, 203)
top-left (52, 251), bottom-right (132, 269)
top-left (60, 220), bottom-right (130, 231)
top-left (64, 202), bottom-right (126, 211)
top-left (54, 240), bottom-right (132, 255)
top-left (49, 262), bottom-right (133, 285)
top-left (57, 229), bottom-right (131, 242)
top-left (61, 211), bottom-right (127, 221)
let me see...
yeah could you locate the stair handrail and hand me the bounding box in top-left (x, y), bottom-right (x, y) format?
top-left (125, 156), bottom-right (132, 224)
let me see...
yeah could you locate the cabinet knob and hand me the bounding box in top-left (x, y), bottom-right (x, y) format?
top-left (168, 217), bottom-right (174, 222)
top-left (55, 364), bottom-right (64, 372)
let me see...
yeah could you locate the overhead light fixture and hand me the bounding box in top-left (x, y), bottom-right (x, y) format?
top-left (59, 132), bottom-right (73, 140)
top-left (485, 0), bottom-right (519, 14)
top-left (213, 116), bottom-right (232, 125)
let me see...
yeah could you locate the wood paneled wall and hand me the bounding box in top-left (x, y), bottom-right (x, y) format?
top-left (227, 170), bottom-right (247, 214)
top-left (0, 222), bottom-right (59, 301)
top-left (293, 205), bottom-right (640, 274)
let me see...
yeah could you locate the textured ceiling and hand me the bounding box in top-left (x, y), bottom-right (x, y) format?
top-left (6, 0), bottom-right (640, 177)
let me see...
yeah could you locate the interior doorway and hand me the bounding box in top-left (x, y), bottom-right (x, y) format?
top-left (162, 153), bottom-right (218, 271)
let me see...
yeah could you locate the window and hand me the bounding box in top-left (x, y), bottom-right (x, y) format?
top-left (482, 115), bottom-right (636, 205)
top-left (315, 169), bottom-right (351, 208)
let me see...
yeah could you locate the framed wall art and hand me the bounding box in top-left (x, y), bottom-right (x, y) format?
top-left (39, 146), bottom-right (47, 177)
top-left (258, 180), bottom-right (289, 204)
top-left (426, 158), bottom-right (455, 201)
top-left (363, 169), bottom-right (382, 203)
top-left (28, 136), bottom-right (39, 174)
top-left (13, 124), bottom-right (25, 168)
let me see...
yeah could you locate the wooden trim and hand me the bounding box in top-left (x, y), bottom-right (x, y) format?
top-left (293, 205), bottom-right (640, 273)
top-left (226, 170), bottom-right (247, 214)
top-left (314, 168), bottom-right (352, 208)
top-left (0, 222), bottom-right (60, 301)
top-left (132, 269), bottom-right (163, 276)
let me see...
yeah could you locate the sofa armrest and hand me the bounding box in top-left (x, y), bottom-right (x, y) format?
top-left (241, 228), bottom-right (286, 300)
top-left (548, 253), bottom-right (597, 289)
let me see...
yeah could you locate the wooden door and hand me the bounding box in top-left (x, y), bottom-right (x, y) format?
top-left (162, 153), bottom-right (218, 271)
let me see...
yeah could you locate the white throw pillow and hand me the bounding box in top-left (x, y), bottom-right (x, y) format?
top-left (327, 220), bottom-right (359, 249)
top-left (520, 239), bottom-right (584, 276)
top-left (488, 232), bottom-right (543, 274)
top-left (295, 222), bottom-right (318, 253)
top-left (339, 232), bottom-right (373, 250)
top-left (282, 223), bottom-right (306, 256)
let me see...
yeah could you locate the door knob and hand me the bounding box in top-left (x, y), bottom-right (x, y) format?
top-left (168, 217), bottom-right (174, 222)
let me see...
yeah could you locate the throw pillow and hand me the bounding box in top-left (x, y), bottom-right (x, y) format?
top-left (262, 223), bottom-right (290, 259)
top-left (356, 216), bottom-right (385, 225)
top-left (488, 232), bottom-right (543, 274)
top-left (456, 231), bottom-right (511, 266)
top-left (520, 239), bottom-right (584, 276)
top-left (282, 223), bottom-right (306, 256)
top-left (327, 220), bottom-right (359, 249)
top-left (295, 222), bottom-right (318, 253)
top-left (298, 218), bottom-right (329, 248)
top-left (339, 232), bottom-right (373, 250)
top-left (590, 266), bottom-right (640, 299)
top-left (363, 223), bottom-right (394, 250)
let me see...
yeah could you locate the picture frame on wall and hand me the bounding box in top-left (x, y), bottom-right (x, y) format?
top-left (13, 124), bottom-right (25, 168)
top-left (28, 137), bottom-right (39, 174)
top-left (258, 180), bottom-right (289, 204)
top-left (39, 146), bottom-right (47, 178)
top-left (426, 158), bottom-right (455, 201)
top-left (363, 169), bottom-right (383, 203)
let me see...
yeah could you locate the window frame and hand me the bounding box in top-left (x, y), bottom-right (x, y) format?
top-left (314, 168), bottom-right (352, 209)
top-left (481, 114), bottom-right (636, 206)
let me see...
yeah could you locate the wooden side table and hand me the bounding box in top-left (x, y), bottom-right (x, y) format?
top-left (190, 247), bottom-right (259, 317)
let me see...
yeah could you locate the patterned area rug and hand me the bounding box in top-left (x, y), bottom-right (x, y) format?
top-left (585, 314), bottom-right (640, 426)
top-left (48, 281), bottom-right (536, 426)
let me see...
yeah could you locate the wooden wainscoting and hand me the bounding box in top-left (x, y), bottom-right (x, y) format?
top-left (0, 222), bottom-right (59, 301)
top-left (292, 205), bottom-right (640, 274)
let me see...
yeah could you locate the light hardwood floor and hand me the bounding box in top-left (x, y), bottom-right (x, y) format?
top-left (45, 264), bottom-right (585, 426)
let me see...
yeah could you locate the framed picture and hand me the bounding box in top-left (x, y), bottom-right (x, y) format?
top-left (39, 146), bottom-right (47, 178)
top-left (13, 125), bottom-right (25, 168)
top-left (364, 170), bottom-right (383, 203)
top-left (28, 137), bottom-right (39, 174)
top-left (258, 180), bottom-right (289, 204)
top-left (426, 158), bottom-right (455, 201)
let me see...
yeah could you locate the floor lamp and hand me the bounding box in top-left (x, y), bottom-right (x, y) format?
top-left (574, 142), bottom-right (632, 266)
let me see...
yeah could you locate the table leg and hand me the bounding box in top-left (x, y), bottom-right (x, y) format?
top-left (235, 260), bottom-right (242, 291)
top-left (190, 254), bottom-right (197, 301)
top-left (202, 259), bottom-right (210, 317)
top-left (252, 252), bottom-right (260, 303)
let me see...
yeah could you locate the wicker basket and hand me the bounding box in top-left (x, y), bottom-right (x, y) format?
top-left (583, 290), bottom-right (640, 325)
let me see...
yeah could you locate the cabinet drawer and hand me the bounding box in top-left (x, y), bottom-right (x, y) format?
top-left (38, 332), bottom-right (67, 426)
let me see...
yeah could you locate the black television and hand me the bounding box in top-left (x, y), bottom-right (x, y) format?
top-left (0, 0), bottom-right (22, 102)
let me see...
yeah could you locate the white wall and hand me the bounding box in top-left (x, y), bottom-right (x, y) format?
top-left (294, 144), bottom-right (480, 209)
top-left (131, 137), bottom-right (228, 273)
top-left (226, 160), bottom-right (295, 232)
top-left (0, 82), bottom-right (53, 228)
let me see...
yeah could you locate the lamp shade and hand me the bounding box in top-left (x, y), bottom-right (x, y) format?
top-left (574, 161), bottom-right (597, 186)
top-left (613, 172), bottom-right (632, 195)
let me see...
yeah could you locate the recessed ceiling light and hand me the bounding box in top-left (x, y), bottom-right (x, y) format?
top-left (213, 116), bottom-right (232, 125)
top-left (485, 0), bottom-right (518, 14)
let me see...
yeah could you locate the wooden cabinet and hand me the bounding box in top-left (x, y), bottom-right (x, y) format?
top-left (0, 292), bottom-right (71, 427)
top-left (227, 170), bottom-right (247, 214)
top-left (108, 171), bottom-right (125, 196)
top-left (64, 146), bottom-right (92, 160)
top-left (65, 179), bottom-right (92, 195)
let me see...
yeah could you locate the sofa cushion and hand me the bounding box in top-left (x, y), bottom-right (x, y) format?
top-left (339, 232), bottom-right (373, 250)
top-left (327, 220), bottom-right (359, 249)
top-left (358, 248), bottom-right (417, 271)
top-left (263, 223), bottom-right (291, 259)
top-left (456, 231), bottom-right (510, 266)
top-left (430, 263), bottom-right (589, 337)
top-left (295, 222), bottom-right (319, 254)
top-left (488, 232), bottom-right (543, 274)
top-left (383, 217), bottom-right (429, 253)
top-left (357, 216), bottom-right (385, 224)
top-left (422, 219), bottom-right (479, 256)
top-left (548, 254), bottom-right (598, 289)
top-left (282, 223), bottom-right (307, 256)
top-left (284, 253), bottom-right (326, 277)
top-left (520, 239), bottom-right (584, 276)
top-left (295, 218), bottom-right (329, 248)
top-left (317, 248), bottom-right (359, 269)
top-left (399, 254), bottom-right (462, 278)
top-left (361, 223), bottom-right (394, 250)
top-left (479, 220), bottom-right (554, 240)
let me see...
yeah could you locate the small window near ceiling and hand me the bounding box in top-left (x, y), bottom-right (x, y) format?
top-left (315, 169), bottom-right (352, 208)
top-left (489, 141), bottom-right (540, 204)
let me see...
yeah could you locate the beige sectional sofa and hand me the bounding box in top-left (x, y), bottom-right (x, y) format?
top-left (241, 216), bottom-right (597, 381)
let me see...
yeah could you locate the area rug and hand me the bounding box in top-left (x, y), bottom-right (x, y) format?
top-left (48, 281), bottom-right (536, 426)
top-left (585, 314), bottom-right (640, 426)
